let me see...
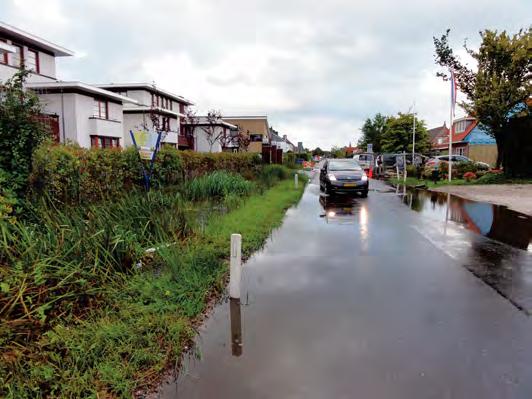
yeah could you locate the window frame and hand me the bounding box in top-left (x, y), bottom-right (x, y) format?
top-left (93, 98), bottom-right (109, 119)
top-left (91, 135), bottom-right (120, 149)
top-left (0, 39), bottom-right (7, 65)
top-left (10, 44), bottom-right (23, 68)
top-left (26, 48), bottom-right (40, 73)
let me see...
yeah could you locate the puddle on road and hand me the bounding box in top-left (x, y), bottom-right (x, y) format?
top-left (397, 186), bottom-right (532, 252)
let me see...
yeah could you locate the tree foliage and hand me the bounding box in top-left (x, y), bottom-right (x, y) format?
top-left (381, 113), bottom-right (430, 154)
top-left (312, 147), bottom-right (324, 156)
top-left (357, 113), bottom-right (387, 153)
top-left (0, 69), bottom-right (49, 196)
top-left (433, 28), bottom-right (532, 172)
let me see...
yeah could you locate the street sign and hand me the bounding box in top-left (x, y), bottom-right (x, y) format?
top-left (130, 129), bottom-right (161, 160)
top-left (367, 143), bottom-right (373, 153)
top-left (130, 129), bottom-right (162, 191)
top-left (396, 154), bottom-right (405, 169)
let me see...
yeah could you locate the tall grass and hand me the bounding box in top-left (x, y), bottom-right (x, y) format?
top-left (259, 164), bottom-right (292, 187)
top-left (184, 171), bottom-right (255, 201)
top-left (0, 190), bottom-right (190, 347)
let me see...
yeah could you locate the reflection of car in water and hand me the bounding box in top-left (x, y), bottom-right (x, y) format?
top-left (319, 195), bottom-right (358, 224)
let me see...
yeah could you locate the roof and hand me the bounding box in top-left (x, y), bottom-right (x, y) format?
top-left (97, 83), bottom-right (194, 105)
top-left (432, 118), bottom-right (480, 149)
top-left (182, 116), bottom-right (237, 129)
top-left (26, 81), bottom-right (138, 104)
top-left (0, 21), bottom-right (74, 57)
top-left (427, 123), bottom-right (447, 142)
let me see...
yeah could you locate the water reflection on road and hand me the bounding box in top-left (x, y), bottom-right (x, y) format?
top-left (398, 187), bottom-right (532, 251)
top-left (396, 186), bottom-right (532, 313)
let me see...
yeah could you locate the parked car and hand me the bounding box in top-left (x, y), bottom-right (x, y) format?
top-left (426, 155), bottom-right (490, 170)
top-left (352, 153), bottom-right (375, 171)
top-left (320, 159), bottom-right (369, 197)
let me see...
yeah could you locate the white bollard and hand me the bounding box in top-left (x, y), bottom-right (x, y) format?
top-left (229, 234), bottom-right (242, 299)
top-left (294, 173), bottom-right (299, 189)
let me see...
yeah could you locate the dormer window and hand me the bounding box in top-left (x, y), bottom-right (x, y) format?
top-left (454, 120), bottom-right (469, 133)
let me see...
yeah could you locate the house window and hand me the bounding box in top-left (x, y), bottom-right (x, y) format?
top-left (454, 120), bottom-right (469, 133)
top-left (93, 99), bottom-right (109, 119)
top-left (0, 40), bottom-right (7, 64)
top-left (26, 49), bottom-right (39, 73)
top-left (10, 44), bottom-right (23, 67)
top-left (454, 147), bottom-right (465, 156)
top-left (161, 116), bottom-right (170, 131)
top-left (91, 135), bottom-right (120, 149)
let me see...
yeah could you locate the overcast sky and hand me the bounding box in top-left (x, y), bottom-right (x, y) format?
top-left (1, 0), bottom-right (530, 149)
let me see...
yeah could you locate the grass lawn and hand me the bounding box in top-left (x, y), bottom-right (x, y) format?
top-left (1, 179), bottom-right (305, 398)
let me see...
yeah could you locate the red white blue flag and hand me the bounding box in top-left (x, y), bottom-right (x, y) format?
top-left (450, 69), bottom-right (457, 117)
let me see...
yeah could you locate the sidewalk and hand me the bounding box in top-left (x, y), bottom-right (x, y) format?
top-left (433, 184), bottom-right (532, 216)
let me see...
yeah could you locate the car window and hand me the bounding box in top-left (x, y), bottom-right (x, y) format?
top-left (439, 156), bottom-right (449, 161)
top-left (328, 160), bottom-right (362, 171)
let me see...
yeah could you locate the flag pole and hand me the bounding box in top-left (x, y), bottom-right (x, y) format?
top-left (412, 101), bottom-right (416, 163)
top-left (448, 69), bottom-right (455, 183)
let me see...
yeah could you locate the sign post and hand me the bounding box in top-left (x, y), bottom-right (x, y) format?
top-left (130, 129), bottom-right (162, 192)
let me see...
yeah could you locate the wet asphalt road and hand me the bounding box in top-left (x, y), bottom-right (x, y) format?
top-left (159, 172), bottom-right (532, 399)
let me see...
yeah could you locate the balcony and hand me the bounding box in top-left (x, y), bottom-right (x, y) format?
top-left (88, 117), bottom-right (122, 138)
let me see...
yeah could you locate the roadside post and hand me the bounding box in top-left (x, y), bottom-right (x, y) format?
top-left (229, 234), bottom-right (242, 299)
top-left (294, 173), bottom-right (299, 189)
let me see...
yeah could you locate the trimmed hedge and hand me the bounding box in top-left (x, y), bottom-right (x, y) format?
top-left (29, 144), bottom-right (261, 205)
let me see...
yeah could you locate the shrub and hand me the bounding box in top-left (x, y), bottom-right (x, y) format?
top-left (29, 144), bottom-right (262, 205)
top-left (475, 171), bottom-right (508, 184)
top-left (184, 171), bottom-right (255, 201)
top-left (283, 152), bottom-right (296, 168)
top-left (259, 164), bottom-right (291, 187)
top-left (455, 161), bottom-right (480, 177)
top-left (0, 70), bottom-right (50, 196)
top-left (463, 171), bottom-right (477, 181)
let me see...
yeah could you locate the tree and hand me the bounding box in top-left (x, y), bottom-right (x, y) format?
top-left (312, 147), bottom-right (324, 156)
top-left (433, 28), bottom-right (532, 173)
top-left (330, 146), bottom-right (347, 158)
top-left (381, 113), bottom-right (430, 154)
top-left (234, 124), bottom-right (251, 152)
top-left (202, 110), bottom-right (225, 152)
top-left (0, 69), bottom-right (49, 196)
top-left (357, 113), bottom-right (387, 153)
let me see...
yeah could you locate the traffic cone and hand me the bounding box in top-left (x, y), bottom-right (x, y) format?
top-left (368, 167), bottom-right (373, 179)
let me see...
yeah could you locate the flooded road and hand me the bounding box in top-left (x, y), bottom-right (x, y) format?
top-left (157, 175), bottom-right (532, 399)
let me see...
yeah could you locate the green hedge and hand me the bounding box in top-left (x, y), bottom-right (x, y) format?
top-left (29, 144), bottom-right (262, 205)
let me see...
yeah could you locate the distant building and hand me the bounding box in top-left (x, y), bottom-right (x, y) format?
top-left (97, 83), bottom-right (194, 149)
top-left (182, 115), bottom-right (237, 153)
top-left (223, 116), bottom-right (270, 153)
top-left (297, 142), bottom-right (304, 153)
top-left (430, 116), bottom-right (497, 166)
top-left (269, 128), bottom-right (296, 152)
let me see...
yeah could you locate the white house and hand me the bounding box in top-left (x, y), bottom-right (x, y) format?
top-left (1, 21), bottom-right (138, 149)
top-left (0, 21), bottom-right (73, 83)
top-left (182, 116), bottom-right (237, 153)
top-left (269, 128), bottom-right (296, 152)
top-left (28, 81), bottom-right (138, 148)
top-left (97, 83), bottom-right (194, 149)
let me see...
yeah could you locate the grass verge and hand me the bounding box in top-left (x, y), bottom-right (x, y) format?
top-left (1, 179), bottom-right (305, 398)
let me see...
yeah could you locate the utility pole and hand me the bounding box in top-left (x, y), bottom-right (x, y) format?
top-left (412, 101), bottom-right (416, 163)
